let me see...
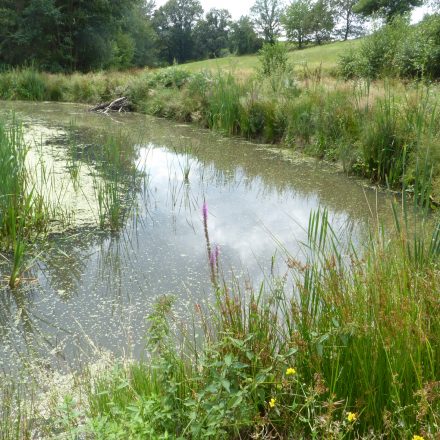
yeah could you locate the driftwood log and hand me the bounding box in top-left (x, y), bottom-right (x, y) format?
top-left (90, 97), bottom-right (132, 113)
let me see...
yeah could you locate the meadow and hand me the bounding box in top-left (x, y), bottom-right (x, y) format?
top-left (1, 40), bottom-right (439, 206)
top-left (1, 33), bottom-right (440, 439)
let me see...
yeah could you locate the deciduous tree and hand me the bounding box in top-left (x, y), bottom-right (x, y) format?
top-left (353, 0), bottom-right (423, 22)
top-left (251, 0), bottom-right (284, 43)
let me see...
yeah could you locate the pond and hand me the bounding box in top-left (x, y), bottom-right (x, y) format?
top-left (0, 102), bottom-right (395, 373)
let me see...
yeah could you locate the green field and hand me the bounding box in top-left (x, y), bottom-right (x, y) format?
top-left (178, 39), bottom-right (362, 76)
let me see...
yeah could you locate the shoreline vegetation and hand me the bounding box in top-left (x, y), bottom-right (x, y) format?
top-left (1, 20), bottom-right (440, 440)
top-left (1, 39), bottom-right (440, 207)
top-left (2, 206), bottom-right (440, 439)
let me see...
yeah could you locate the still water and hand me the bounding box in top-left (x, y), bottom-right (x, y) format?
top-left (0, 102), bottom-right (394, 372)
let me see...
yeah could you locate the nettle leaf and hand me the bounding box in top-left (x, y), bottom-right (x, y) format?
top-left (224, 354), bottom-right (233, 366)
top-left (206, 384), bottom-right (218, 394)
top-left (221, 379), bottom-right (231, 393)
top-left (229, 394), bottom-right (243, 409)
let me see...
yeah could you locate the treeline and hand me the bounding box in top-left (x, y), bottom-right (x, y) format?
top-left (0, 0), bottom-right (261, 72)
top-left (0, 0), bottom-right (433, 72)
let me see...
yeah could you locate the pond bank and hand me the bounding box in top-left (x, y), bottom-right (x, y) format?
top-left (0, 97), bottom-right (439, 439)
top-left (1, 67), bottom-right (439, 206)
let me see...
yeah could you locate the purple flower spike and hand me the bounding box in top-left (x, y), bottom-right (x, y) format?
top-left (210, 250), bottom-right (216, 266)
top-left (202, 202), bottom-right (208, 221)
top-left (215, 245), bottom-right (220, 260)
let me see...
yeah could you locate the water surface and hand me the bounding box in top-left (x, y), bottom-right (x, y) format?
top-left (0, 102), bottom-right (395, 372)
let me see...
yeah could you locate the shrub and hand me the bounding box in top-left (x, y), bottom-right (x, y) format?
top-left (258, 42), bottom-right (290, 78)
top-left (339, 14), bottom-right (440, 80)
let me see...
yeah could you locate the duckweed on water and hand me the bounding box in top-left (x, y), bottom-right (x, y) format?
top-left (2, 207), bottom-right (438, 439)
top-left (1, 67), bottom-right (440, 203)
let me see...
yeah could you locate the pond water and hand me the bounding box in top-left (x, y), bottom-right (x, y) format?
top-left (0, 102), bottom-right (395, 373)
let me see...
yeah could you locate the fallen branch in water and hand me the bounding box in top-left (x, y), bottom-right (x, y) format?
top-left (90, 97), bottom-right (132, 114)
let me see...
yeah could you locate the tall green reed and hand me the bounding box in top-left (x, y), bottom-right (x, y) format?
top-left (81, 204), bottom-right (440, 438)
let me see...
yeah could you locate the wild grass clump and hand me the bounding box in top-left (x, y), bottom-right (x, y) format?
top-left (206, 73), bottom-right (243, 135)
top-left (0, 68), bottom-right (47, 101)
top-left (67, 209), bottom-right (439, 439)
top-left (0, 120), bottom-right (51, 287)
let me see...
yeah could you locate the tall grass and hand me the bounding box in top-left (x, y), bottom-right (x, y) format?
top-left (0, 118), bottom-right (85, 286)
top-left (1, 67), bottom-right (440, 203)
top-left (67, 207), bottom-right (440, 439)
top-left (0, 121), bottom-right (42, 287)
top-left (91, 133), bottom-right (141, 231)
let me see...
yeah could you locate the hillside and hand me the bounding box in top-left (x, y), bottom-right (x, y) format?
top-left (177, 39), bottom-right (362, 77)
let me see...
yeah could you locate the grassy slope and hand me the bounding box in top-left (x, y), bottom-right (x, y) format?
top-left (178, 40), bottom-right (362, 77)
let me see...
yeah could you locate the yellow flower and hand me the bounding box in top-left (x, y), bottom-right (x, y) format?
top-left (286, 367), bottom-right (297, 376)
top-left (347, 412), bottom-right (357, 422)
top-left (412, 436), bottom-right (424, 440)
top-left (269, 398), bottom-right (276, 408)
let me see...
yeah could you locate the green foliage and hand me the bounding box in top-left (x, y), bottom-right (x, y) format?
top-left (282, 0), bottom-right (337, 47)
top-left (0, 0), bottom-right (158, 72)
top-left (80, 209), bottom-right (440, 438)
top-left (251, 0), bottom-right (283, 43)
top-left (282, 0), bottom-right (314, 48)
top-left (153, 0), bottom-right (204, 64)
top-left (353, 0), bottom-right (423, 22)
top-left (338, 14), bottom-right (440, 80)
top-left (194, 9), bottom-right (232, 59)
top-left (258, 42), bottom-right (290, 77)
top-left (206, 74), bottom-right (243, 135)
top-left (229, 16), bottom-right (263, 55)
top-left (335, 0), bottom-right (366, 41)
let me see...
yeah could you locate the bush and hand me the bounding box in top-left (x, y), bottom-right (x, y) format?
top-left (339, 14), bottom-right (440, 80)
top-left (258, 42), bottom-right (290, 78)
top-left (150, 68), bottom-right (191, 89)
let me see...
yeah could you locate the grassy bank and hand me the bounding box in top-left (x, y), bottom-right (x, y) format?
top-left (83, 212), bottom-right (440, 439)
top-left (2, 207), bottom-right (439, 439)
top-left (0, 49), bottom-right (439, 204)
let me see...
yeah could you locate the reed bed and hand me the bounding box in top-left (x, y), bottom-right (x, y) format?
top-left (40, 208), bottom-right (438, 439)
top-left (1, 67), bottom-right (439, 204)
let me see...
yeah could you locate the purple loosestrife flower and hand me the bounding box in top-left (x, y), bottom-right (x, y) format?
top-left (202, 202), bottom-right (208, 223)
top-left (210, 250), bottom-right (216, 267)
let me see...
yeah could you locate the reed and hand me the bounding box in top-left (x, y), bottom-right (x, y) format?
top-left (78, 206), bottom-right (440, 439)
top-left (1, 67), bottom-right (439, 204)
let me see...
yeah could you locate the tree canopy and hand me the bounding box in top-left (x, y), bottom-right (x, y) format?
top-left (0, 0), bottom-right (435, 73)
top-left (353, 0), bottom-right (423, 22)
top-left (251, 0), bottom-right (284, 43)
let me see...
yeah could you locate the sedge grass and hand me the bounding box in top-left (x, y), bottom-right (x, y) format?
top-left (66, 206), bottom-right (440, 439)
top-left (1, 65), bottom-right (440, 203)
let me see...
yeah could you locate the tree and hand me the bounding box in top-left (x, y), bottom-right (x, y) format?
top-left (353, 0), bottom-right (423, 22)
top-left (309, 0), bottom-right (336, 44)
top-left (281, 0), bottom-right (313, 48)
top-left (0, 0), bottom-right (66, 70)
top-left (335, 0), bottom-right (366, 40)
top-left (153, 0), bottom-right (203, 63)
top-left (121, 3), bottom-right (158, 68)
top-left (251, 0), bottom-right (284, 43)
top-left (229, 16), bottom-right (263, 55)
top-left (0, 0), bottom-right (156, 71)
top-left (194, 8), bottom-right (231, 58)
